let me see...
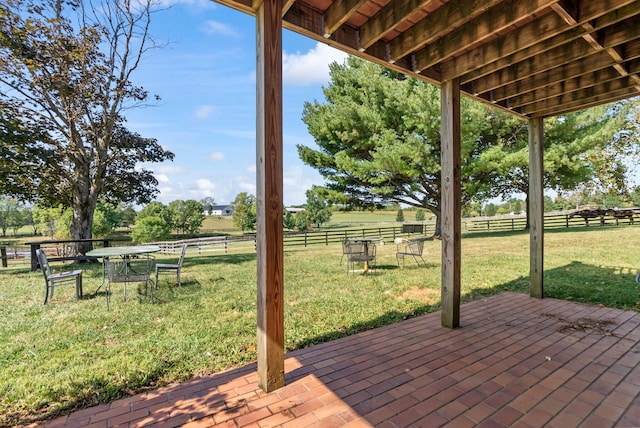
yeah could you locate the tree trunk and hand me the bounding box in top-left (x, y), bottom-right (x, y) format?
top-left (71, 199), bottom-right (96, 255)
top-left (71, 161), bottom-right (97, 255)
top-left (432, 210), bottom-right (442, 237)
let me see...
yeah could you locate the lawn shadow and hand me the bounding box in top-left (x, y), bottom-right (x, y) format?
top-left (465, 260), bottom-right (640, 310)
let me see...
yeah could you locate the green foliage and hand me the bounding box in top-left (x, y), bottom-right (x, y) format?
top-left (0, 197), bottom-right (23, 237)
top-left (298, 57), bottom-right (640, 233)
top-left (54, 209), bottom-right (72, 239)
top-left (231, 193), bottom-right (256, 232)
top-left (292, 211), bottom-right (309, 231)
top-left (484, 203), bottom-right (498, 217)
top-left (32, 205), bottom-right (66, 238)
top-left (91, 209), bottom-right (112, 238)
top-left (298, 57), bottom-right (515, 220)
top-left (137, 201), bottom-right (168, 221)
top-left (396, 208), bottom-right (405, 222)
top-left (283, 210), bottom-right (295, 229)
top-left (130, 216), bottom-right (171, 243)
top-left (304, 186), bottom-right (332, 227)
top-left (167, 200), bottom-right (205, 235)
top-left (0, 0), bottom-right (173, 252)
top-left (119, 205), bottom-right (137, 229)
top-left (415, 209), bottom-right (426, 221)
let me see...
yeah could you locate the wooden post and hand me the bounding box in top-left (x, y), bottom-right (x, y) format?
top-left (440, 78), bottom-right (461, 328)
top-left (256, 0), bottom-right (285, 392)
top-left (529, 117), bottom-right (544, 299)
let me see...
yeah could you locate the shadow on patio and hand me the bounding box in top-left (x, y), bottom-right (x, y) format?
top-left (38, 282), bottom-right (640, 427)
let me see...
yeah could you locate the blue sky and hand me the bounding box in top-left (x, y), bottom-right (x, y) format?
top-left (127, 0), bottom-right (348, 207)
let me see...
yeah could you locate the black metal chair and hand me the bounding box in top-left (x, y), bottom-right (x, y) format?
top-left (346, 241), bottom-right (376, 274)
top-left (155, 244), bottom-right (187, 288)
top-left (396, 238), bottom-right (427, 268)
top-left (36, 249), bottom-right (83, 304)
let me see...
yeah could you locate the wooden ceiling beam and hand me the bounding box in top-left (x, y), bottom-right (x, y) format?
top-left (447, 0), bottom-right (640, 82)
top-left (526, 86), bottom-right (639, 118)
top-left (357, 0), bottom-right (430, 52)
top-left (322, 0), bottom-right (368, 38)
top-left (505, 68), bottom-right (630, 108)
top-left (515, 75), bottom-right (637, 110)
top-left (473, 37), bottom-right (640, 96)
top-left (387, 0), bottom-right (503, 63)
top-left (483, 44), bottom-right (640, 103)
top-left (282, 0), bottom-right (296, 15)
top-left (413, 0), bottom-right (559, 72)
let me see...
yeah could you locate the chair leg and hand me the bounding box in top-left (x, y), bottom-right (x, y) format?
top-left (76, 273), bottom-right (83, 300)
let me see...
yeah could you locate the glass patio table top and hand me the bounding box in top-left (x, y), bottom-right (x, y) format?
top-left (86, 245), bottom-right (160, 258)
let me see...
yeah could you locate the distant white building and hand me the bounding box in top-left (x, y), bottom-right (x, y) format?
top-left (211, 205), bottom-right (234, 216)
top-left (285, 207), bottom-right (305, 213)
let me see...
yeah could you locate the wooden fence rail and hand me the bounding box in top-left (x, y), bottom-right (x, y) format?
top-left (11, 209), bottom-right (639, 269)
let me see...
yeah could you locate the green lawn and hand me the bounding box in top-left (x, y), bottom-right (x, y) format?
top-left (1, 226), bottom-right (639, 425)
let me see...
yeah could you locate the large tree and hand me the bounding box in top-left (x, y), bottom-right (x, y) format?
top-left (231, 192), bottom-right (256, 233)
top-left (298, 57), bottom-right (506, 234)
top-left (298, 57), bottom-right (640, 233)
top-left (474, 101), bottom-right (640, 224)
top-left (0, 0), bottom-right (173, 254)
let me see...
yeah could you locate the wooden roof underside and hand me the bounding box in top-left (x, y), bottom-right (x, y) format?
top-left (212, 0), bottom-right (640, 118)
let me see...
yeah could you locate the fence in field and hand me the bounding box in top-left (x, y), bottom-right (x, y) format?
top-left (6, 208), bottom-right (639, 269)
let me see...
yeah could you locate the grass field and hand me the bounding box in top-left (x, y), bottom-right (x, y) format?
top-left (1, 226), bottom-right (639, 425)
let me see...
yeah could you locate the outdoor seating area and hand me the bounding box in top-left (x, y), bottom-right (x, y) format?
top-left (342, 238), bottom-right (381, 274)
top-left (36, 244), bottom-right (188, 307)
top-left (342, 236), bottom-right (431, 274)
top-left (41, 292), bottom-right (640, 427)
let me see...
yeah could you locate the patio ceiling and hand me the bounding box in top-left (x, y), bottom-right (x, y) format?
top-left (213, 0), bottom-right (640, 118)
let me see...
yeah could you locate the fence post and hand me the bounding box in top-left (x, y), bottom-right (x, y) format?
top-left (511, 218), bottom-right (515, 230)
top-left (487, 220), bottom-right (490, 230)
top-left (0, 246), bottom-right (6, 268)
top-left (565, 215), bottom-right (569, 228)
top-left (304, 231), bottom-right (307, 247)
top-left (325, 231), bottom-right (328, 246)
top-left (30, 243), bottom-right (40, 271)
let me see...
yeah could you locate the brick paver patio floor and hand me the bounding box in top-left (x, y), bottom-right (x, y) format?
top-left (36, 292), bottom-right (640, 427)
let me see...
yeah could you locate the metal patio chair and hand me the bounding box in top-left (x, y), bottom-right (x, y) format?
top-left (36, 249), bottom-right (83, 304)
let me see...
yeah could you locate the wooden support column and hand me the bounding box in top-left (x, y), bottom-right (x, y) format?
top-left (529, 117), bottom-right (544, 299)
top-left (440, 78), bottom-right (461, 328)
top-left (256, 0), bottom-right (285, 392)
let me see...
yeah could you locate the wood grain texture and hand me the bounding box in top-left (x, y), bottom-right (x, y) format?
top-left (528, 117), bottom-right (544, 299)
top-left (256, 0), bottom-right (285, 392)
top-left (440, 78), bottom-right (461, 329)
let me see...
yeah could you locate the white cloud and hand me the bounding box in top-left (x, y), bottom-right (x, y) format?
top-left (246, 164), bottom-right (256, 173)
top-left (195, 104), bottom-right (217, 119)
top-left (283, 42), bottom-right (348, 86)
top-left (203, 20), bottom-right (240, 38)
top-left (210, 151), bottom-right (225, 161)
top-left (195, 178), bottom-right (217, 191)
top-left (156, 174), bottom-right (170, 183)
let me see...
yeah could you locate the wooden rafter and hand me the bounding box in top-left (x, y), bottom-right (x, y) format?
top-left (216, 0), bottom-right (640, 119)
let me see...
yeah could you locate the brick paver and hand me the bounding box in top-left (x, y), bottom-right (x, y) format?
top-left (35, 293), bottom-right (640, 427)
